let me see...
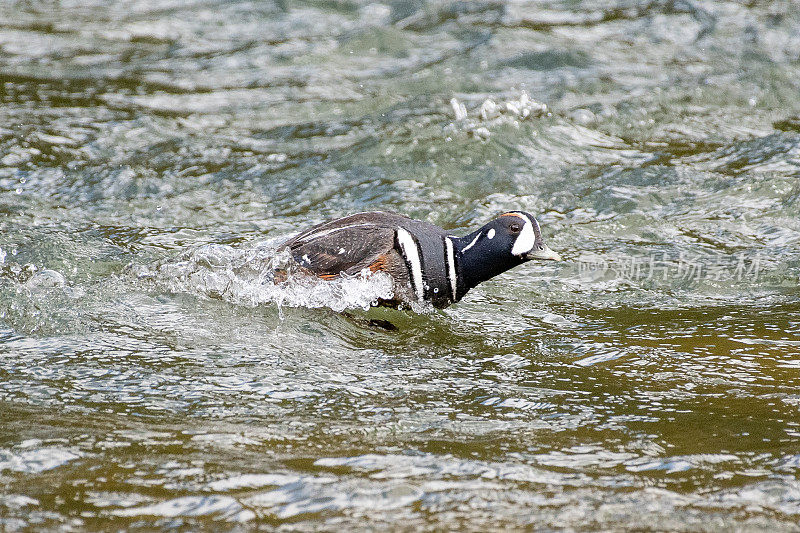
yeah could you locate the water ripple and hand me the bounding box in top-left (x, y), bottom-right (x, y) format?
top-left (2, 0), bottom-right (800, 530)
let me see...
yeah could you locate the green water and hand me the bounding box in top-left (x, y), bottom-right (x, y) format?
top-left (1, 1), bottom-right (800, 530)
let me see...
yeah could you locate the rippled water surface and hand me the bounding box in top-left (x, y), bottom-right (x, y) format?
top-left (2, 0), bottom-right (800, 530)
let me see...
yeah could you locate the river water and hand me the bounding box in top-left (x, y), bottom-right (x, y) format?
top-left (1, 1), bottom-right (800, 530)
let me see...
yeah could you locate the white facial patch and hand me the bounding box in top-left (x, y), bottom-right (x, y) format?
top-left (510, 214), bottom-right (536, 256)
top-left (396, 227), bottom-right (424, 301)
top-left (487, 228), bottom-right (495, 239)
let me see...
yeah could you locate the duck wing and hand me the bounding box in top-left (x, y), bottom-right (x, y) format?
top-left (278, 212), bottom-right (410, 278)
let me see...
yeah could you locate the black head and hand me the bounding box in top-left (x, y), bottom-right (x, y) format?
top-left (454, 211), bottom-right (560, 292)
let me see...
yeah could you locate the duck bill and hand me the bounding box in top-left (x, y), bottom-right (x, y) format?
top-left (523, 244), bottom-right (562, 261)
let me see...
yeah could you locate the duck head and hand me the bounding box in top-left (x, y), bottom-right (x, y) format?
top-left (453, 211), bottom-right (560, 293)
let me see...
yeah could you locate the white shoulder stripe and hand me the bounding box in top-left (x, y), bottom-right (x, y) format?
top-left (396, 227), bottom-right (424, 301)
top-left (445, 237), bottom-right (457, 301)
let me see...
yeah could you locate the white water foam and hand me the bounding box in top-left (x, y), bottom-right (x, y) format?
top-left (136, 241), bottom-right (396, 313)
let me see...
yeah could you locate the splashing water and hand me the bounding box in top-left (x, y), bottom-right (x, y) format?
top-left (134, 241), bottom-right (396, 313)
top-left (3, 1), bottom-right (800, 530)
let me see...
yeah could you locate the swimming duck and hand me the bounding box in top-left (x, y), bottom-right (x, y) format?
top-left (277, 211), bottom-right (561, 309)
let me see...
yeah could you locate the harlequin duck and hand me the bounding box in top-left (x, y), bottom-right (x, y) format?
top-left (277, 211), bottom-right (561, 309)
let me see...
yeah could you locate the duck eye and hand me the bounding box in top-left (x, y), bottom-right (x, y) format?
top-left (510, 223), bottom-right (521, 233)
top-left (537, 244), bottom-right (544, 251)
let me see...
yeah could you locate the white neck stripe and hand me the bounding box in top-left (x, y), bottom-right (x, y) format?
top-left (396, 228), bottom-right (424, 301)
top-left (445, 237), bottom-right (457, 301)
